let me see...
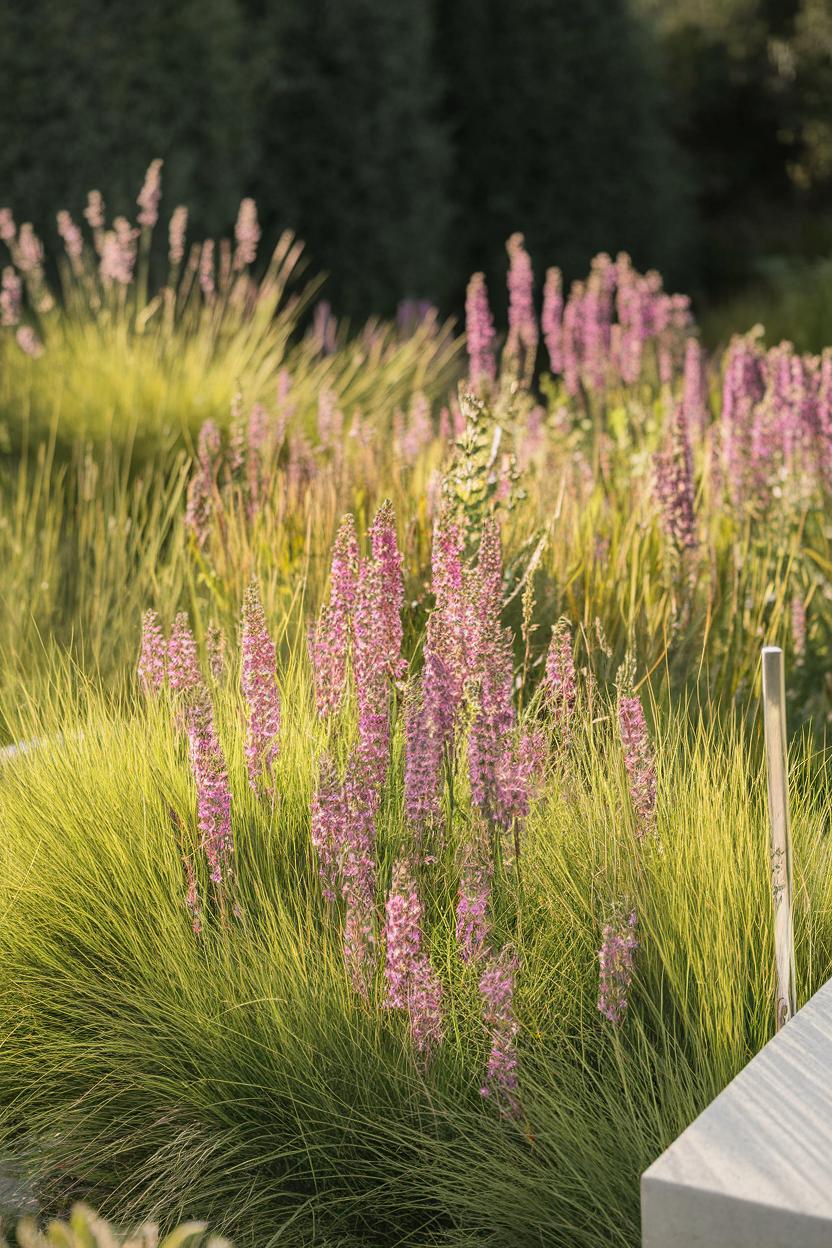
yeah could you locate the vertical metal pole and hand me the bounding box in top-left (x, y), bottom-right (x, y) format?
top-left (761, 646), bottom-right (797, 1029)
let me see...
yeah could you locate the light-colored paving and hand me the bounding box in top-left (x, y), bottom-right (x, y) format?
top-left (642, 977), bottom-right (832, 1246)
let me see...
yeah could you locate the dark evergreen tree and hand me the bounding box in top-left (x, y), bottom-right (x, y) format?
top-left (0, 0), bottom-right (252, 240)
top-left (434, 0), bottom-right (693, 304)
top-left (246, 0), bottom-right (452, 318)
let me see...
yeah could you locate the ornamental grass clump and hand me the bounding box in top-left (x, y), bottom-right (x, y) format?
top-left (9, 182), bottom-right (832, 1247)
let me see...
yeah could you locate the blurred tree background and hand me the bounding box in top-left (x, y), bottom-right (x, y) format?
top-left (0, 0), bottom-right (830, 331)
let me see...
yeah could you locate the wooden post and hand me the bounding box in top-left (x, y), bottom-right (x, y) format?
top-left (761, 646), bottom-right (797, 1029)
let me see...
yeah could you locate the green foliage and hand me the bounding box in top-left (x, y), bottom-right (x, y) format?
top-left (433, 0), bottom-right (693, 298)
top-left (2, 678), bottom-right (830, 1246)
top-left (639, 0), bottom-right (832, 295)
top-left (246, 0), bottom-right (452, 318)
top-left (0, 0), bottom-right (696, 318)
top-left (2, 1204), bottom-right (227, 1248)
top-left (0, 1), bottom-right (252, 239)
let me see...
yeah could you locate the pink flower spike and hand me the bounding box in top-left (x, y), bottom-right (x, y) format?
top-left (186, 687), bottom-right (233, 885)
top-left (456, 836), bottom-right (492, 962)
top-left (597, 910), bottom-right (638, 1025)
top-left (542, 266), bottom-right (564, 374)
top-left (233, 198), bottom-right (260, 270)
top-left (383, 859), bottom-right (444, 1056)
top-left (479, 949), bottom-right (521, 1118)
top-left (137, 158), bottom-right (163, 230)
top-left (241, 580), bottom-right (281, 791)
top-left (505, 233), bottom-right (538, 377)
top-left (618, 695), bottom-right (657, 837)
top-left (465, 272), bottom-right (496, 387)
top-left (168, 612), bottom-right (201, 693)
top-left (137, 609), bottom-right (166, 694)
top-left (168, 206), bottom-right (188, 266)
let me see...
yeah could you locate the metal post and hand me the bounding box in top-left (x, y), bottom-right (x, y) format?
top-left (761, 646), bottom-right (797, 1029)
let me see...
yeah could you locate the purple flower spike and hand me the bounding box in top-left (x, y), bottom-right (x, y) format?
top-left (241, 581), bottom-right (281, 791)
top-left (383, 860), bottom-right (444, 1056)
top-left (618, 695), bottom-right (657, 837)
top-left (544, 617), bottom-right (577, 733)
top-left (310, 514), bottom-right (360, 718)
top-left (456, 834), bottom-right (492, 962)
top-left (542, 266), bottom-right (564, 374)
top-left (505, 233), bottom-right (538, 378)
top-left (233, 198), bottom-right (260, 270)
top-left (479, 949), bottom-right (521, 1118)
top-left (137, 609), bottom-right (166, 694)
top-left (597, 910), bottom-right (638, 1025)
top-left (168, 206), bottom-right (188, 266)
top-left (168, 612), bottom-right (201, 693)
top-left (137, 159), bottom-right (163, 230)
top-left (465, 272), bottom-right (497, 387)
top-left (186, 687), bottom-right (232, 885)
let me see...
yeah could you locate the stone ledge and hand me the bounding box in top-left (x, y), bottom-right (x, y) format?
top-left (642, 978), bottom-right (832, 1246)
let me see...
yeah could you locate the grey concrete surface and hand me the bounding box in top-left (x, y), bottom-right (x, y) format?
top-left (642, 977), bottom-right (832, 1246)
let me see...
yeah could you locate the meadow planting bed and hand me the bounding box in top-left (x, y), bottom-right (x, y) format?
top-left (2, 168), bottom-right (832, 1247)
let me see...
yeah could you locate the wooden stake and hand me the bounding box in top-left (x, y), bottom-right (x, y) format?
top-left (761, 646), bottom-right (797, 1029)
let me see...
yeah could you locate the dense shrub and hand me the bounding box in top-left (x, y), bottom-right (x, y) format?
top-left (433, 0), bottom-right (693, 301)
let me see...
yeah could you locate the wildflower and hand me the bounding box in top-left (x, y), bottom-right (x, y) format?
top-left (137, 609), bottom-right (166, 693)
top-left (310, 754), bottom-right (343, 901)
top-left (544, 617), bottom-right (577, 730)
top-left (353, 556), bottom-right (392, 793)
top-left (404, 647), bottom-right (454, 831)
top-left (479, 950), bottom-right (521, 1118)
top-left (400, 391), bottom-right (433, 463)
top-left (233, 198), bottom-right (260, 269)
top-left (368, 500), bottom-right (406, 680)
top-left (206, 623), bottom-right (227, 683)
top-left (653, 403), bottom-right (697, 553)
top-left (597, 910), bottom-right (638, 1025)
top-left (185, 420), bottom-right (220, 547)
top-left (15, 326), bottom-right (43, 358)
top-left (722, 334), bottom-right (766, 503)
top-left (99, 218), bottom-right (137, 285)
top-left (340, 757), bottom-right (378, 994)
top-left (15, 224), bottom-right (44, 275)
top-left (137, 158), bottom-right (163, 230)
top-left (682, 337), bottom-right (706, 436)
top-left (384, 859), bottom-right (443, 1055)
top-left (505, 232), bottom-right (538, 376)
top-left (199, 240), bottom-right (215, 298)
top-left (310, 514), bottom-right (360, 717)
top-left (186, 688), bottom-right (232, 884)
top-left (240, 581), bottom-right (281, 790)
top-left (430, 511), bottom-right (468, 704)
top-left (56, 211), bottom-right (84, 266)
top-left (83, 190), bottom-right (105, 231)
top-left (580, 255), bottom-right (614, 392)
top-left (168, 612), bottom-right (201, 692)
top-left (408, 952), bottom-right (444, 1055)
top-left (561, 281), bottom-right (584, 395)
top-left (468, 629), bottom-right (515, 829)
top-left (456, 833), bottom-right (492, 962)
top-left (383, 860), bottom-right (422, 1009)
top-left (1, 267), bottom-right (21, 327)
top-left (468, 517), bottom-right (504, 677)
top-left (542, 266), bottom-right (563, 374)
top-left (0, 207), bottom-right (15, 245)
top-left (618, 694), bottom-right (657, 837)
top-left (465, 271), bottom-right (496, 387)
top-left (168, 206), bottom-right (188, 266)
